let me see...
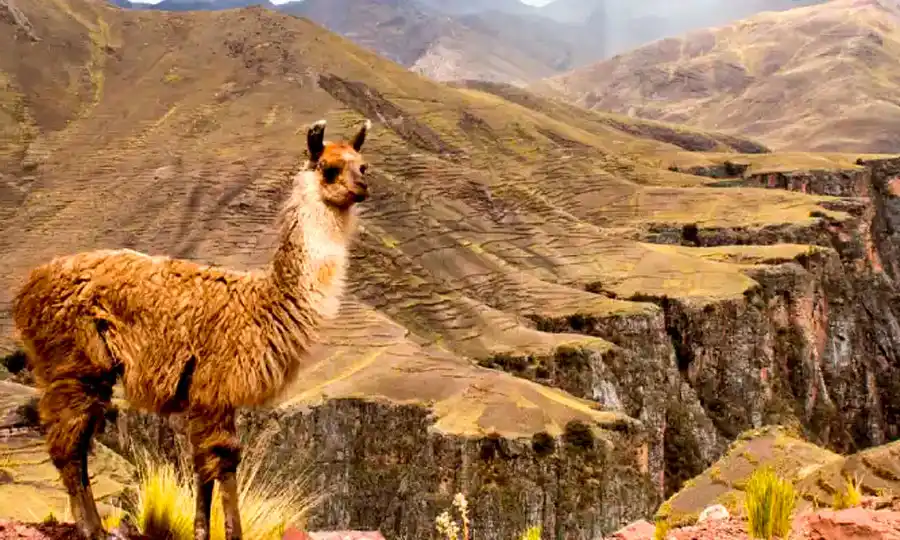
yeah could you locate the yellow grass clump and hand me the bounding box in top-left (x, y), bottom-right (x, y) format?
top-left (109, 428), bottom-right (321, 540)
top-left (653, 519), bottom-right (671, 540)
top-left (831, 474), bottom-right (863, 510)
top-left (744, 466), bottom-right (798, 539)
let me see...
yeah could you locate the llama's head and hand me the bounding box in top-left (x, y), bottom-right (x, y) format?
top-left (306, 119), bottom-right (371, 209)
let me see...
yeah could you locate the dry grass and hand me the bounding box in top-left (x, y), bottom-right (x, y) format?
top-left (110, 429), bottom-right (321, 540)
top-left (744, 467), bottom-right (797, 539)
top-left (831, 474), bottom-right (863, 510)
top-left (653, 519), bottom-right (671, 540)
top-left (435, 493), bottom-right (470, 540)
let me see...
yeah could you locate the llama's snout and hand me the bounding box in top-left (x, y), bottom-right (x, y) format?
top-left (352, 181), bottom-right (369, 202)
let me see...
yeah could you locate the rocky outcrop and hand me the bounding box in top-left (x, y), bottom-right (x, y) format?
top-left (0, 0), bottom-right (39, 42)
top-left (104, 398), bottom-right (656, 540)
top-left (479, 158), bottom-right (900, 500)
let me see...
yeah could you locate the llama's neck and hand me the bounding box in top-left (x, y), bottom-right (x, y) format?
top-left (268, 169), bottom-right (355, 321)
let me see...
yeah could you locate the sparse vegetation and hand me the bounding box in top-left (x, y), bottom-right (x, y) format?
top-left (653, 519), bottom-right (671, 540)
top-left (744, 466), bottom-right (797, 539)
top-left (101, 505), bottom-right (126, 532)
top-left (709, 465), bottom-right (724, 484)
top-left (831, 474), bottom-right (863, 510)
top-left (435, 493), bottom-right (470, 540)
top-left (113, 429), bottom-right (320, 540)
top-left (518, 525), bottom-right (541, 540)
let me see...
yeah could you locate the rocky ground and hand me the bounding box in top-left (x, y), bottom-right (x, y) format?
top-left (608, 503), bottom-right (900, 540)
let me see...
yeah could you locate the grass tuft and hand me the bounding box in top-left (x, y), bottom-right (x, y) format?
top-left (132, 448), bottom-right (195, 539)
top-left (831, 474), bottom-right (863, 510)
top-left (120, 427), bottom-right (320, 540)
top-left (518, 525), bottom-right (541, 540)
top-left (653, 519), bottom-right (671, 540)
top-left (102, 506), bottom-right (127, 532)
top-left (744, 466), bottom-right (797, 539)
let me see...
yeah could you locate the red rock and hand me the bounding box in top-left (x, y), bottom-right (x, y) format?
top-left (606, 519), bottom-right (655, 540)
top-left (797, 508), bottom-right (900, 539)
top-left (282, 530), bottom-right (386, 540)
top-left (887, 177), bottom-right (900, 197)
top-left (0, 521), bottom-right (83, 540)
top-left (669, 516), bottom-right (747, 540)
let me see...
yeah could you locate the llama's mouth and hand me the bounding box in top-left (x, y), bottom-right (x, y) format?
top-left (351, 191), bottom-right (368, 203)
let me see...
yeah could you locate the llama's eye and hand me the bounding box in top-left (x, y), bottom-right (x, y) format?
top-left (323, 166), bottom-right (340, 184)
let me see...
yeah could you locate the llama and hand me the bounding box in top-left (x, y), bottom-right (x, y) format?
top-left (11, 119), bottom-right (372, 540)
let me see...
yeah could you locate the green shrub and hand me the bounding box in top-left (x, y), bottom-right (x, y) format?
top-left (744, 466), bottom-right (797, 539)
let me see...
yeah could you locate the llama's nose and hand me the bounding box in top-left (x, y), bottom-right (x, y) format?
top-left (353, 181), bottom-right (369, 202)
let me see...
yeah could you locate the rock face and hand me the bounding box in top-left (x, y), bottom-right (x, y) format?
top-left (101, 304), bottom-right (658, 540)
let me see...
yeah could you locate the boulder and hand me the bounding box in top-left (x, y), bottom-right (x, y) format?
top-left (605, 519), bottom-right (655, 540)
top-left (796, 508), bottom-right (900, 540)
top-left (697, 504), bottom-right (729, 523)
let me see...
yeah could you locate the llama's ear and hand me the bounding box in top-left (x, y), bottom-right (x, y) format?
top-left (351, 119), bottom-right (372, 152)
top-left (307, 119), bottom-right (327, 162)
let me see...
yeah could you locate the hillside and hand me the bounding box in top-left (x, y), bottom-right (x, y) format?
top-left (535, 0), bottom-right (900, 153)
top-left (3, 0), bottom-right (900, 537)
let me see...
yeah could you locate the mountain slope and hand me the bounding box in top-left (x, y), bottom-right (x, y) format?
top-left (534, 0), bottom-right (900, 153)
top-left (538, 0), bottom-right (827, 56)
top-left (4, 0), bottom-right (900, 534)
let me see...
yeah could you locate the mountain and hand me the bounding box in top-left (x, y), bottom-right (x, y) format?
top-left (4, 0), bottom-right (900, 536)
top-left (538, 0), bottom-right (827, 57)
top-left (132, 0), bottom-right (272, 9)
top-left (272, 0), bottom-right (606, 85)
top-left (106, 0), bottom-right (835, 86)
top-left (111, 0), bottom-right (606, 85)
top-left (417, 0), bottom-right (537, 15)
top-left (534, 0), bottom-right (900, 153)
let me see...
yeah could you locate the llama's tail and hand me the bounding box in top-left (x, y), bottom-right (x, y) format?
top-left (10, 266), bottom-right (47, 378)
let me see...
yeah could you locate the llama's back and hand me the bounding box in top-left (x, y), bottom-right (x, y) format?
top-left (12, 248), bottom-right (262, 395)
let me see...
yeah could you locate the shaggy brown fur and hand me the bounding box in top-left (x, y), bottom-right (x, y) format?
top-left (11, 119), bottom-right (372, 540)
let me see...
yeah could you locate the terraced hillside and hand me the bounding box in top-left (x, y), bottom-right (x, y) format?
top-left (3, 0), bottom-right (900, 538)
top-left (535, 0), bottom-right (900, 153)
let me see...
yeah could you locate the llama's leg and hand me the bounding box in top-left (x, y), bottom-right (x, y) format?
top-left (189, 407), bottom-right (243, 540)
top-left (40, 377), bottom-right (111, 539)
top-left (193, 470), bottom-right (214, 540)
